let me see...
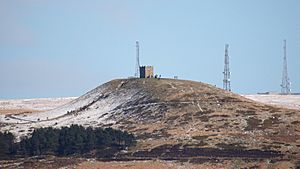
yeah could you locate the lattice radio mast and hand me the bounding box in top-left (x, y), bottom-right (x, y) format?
top-left (281, 40), bottom-right (291, 94)
top-left (135, 41), bottom-right (140, 78)
top-left (223, 44), bottom-right (231, 91)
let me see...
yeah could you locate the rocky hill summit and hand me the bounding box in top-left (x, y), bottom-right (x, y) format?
top-left (1, 78), bottom-right (299, 162)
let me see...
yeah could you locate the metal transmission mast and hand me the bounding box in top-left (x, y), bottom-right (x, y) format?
top-left (135, 41), bottom-right (140, 78)
top-left (281, 40), bottom-right (291, 94)
top-left (223, 44), bottom-right (231, 91)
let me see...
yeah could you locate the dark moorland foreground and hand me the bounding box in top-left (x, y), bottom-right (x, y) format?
top-left (0, 79), bottom-right (300, 168)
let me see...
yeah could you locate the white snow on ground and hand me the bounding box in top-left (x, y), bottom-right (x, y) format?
top-left (243, 94), bottom-right (300, 110)
top-left (0, 80), bottom-right (142, 139)
top-left (0, 97), bottom-right (76, 111)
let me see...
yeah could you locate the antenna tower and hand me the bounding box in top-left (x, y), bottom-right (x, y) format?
top-left (223, 44), bottom-right (231, 91)
top-left (135, 41), bottom-right (140, 77)
top-left (281, 40), bottom-right (291, 94)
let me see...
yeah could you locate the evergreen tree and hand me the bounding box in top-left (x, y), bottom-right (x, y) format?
top-left (0, 125), bottom-right (136, 158)
top-left (0, 132), bottom-right (14, 158)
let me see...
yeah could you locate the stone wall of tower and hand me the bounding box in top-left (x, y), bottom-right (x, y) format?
top-left (139, 66), bottom-right (154, 78)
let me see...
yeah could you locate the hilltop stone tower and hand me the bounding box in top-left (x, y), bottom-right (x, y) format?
top-left (140, 66), bottom-right (154, 78)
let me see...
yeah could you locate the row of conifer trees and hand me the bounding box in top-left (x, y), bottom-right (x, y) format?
top-left (0, 125), bottom-right (136, 159)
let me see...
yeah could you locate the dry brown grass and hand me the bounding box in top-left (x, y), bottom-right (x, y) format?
top-left (73, 159), bottom-right (298, 169)
top-left (75, 160), bottom-right (226, 169)
top-left (0, 157), bottom-right (297, 169)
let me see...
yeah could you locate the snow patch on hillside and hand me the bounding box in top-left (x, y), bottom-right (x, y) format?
top-left (0, 80), bottom-right (140, 139)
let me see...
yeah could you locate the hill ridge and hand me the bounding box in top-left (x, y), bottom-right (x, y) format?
top-left (0, 78), bottom-right (299, 161)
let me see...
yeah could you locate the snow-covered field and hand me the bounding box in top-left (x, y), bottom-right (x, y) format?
top-left (243, 94), bottom-right (300, 110)
top-left (0, 97), bottom-right (77, 111)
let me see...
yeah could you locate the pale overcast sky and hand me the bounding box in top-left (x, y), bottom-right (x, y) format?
top-left (0, 0), bottom-right (299, 99)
